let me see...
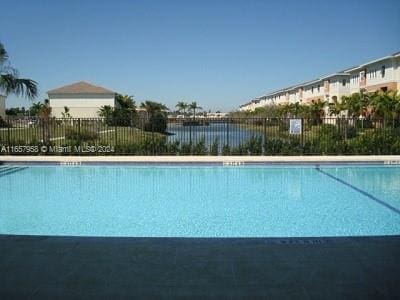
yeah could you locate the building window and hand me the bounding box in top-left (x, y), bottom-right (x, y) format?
top-left (311, 87), bottom-right (314, 93)
top-left (342, 79), bottom-right (346, 86)
top-left (317, 85), bottom-right (320, 92)
top-left (381, 65), bottom-right (386, 78)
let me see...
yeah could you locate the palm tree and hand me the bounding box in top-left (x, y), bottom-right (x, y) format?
top-left (140, 101), bottom-right (168, 118)
top-left (0, 42), bottom-right (38, 99)
top-left (98, 105), bottom-right (114, 119)
top-left (344, 89), bottom-right (371, 118)
top-left (309, 99), bottom-right (326, 124)
top-left (116, 94), bottom-right (136, 110)
top-left (29, 102), bottom-right (45, 116)
top-left (288, 102), bottom-right (304, 118)
top-left (370, 90), bottom-right (396, 119)
top-left (188, 101), bottom-right (202, 119)
top-left (175, 101), bottom-right (188, 116)
top-left (328, 97), bottom-right (346, 117)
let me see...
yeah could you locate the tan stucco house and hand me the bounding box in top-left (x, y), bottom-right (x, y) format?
top-left (47, 81), bottom-right (116, 118)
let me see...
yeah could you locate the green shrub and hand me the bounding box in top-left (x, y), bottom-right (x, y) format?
top-left (264, 137), bottom-right (303, 155)
top-left (180, 142), bottom-right (192, 155)
top-left (349, 128), bottom-right (400, 155)
top-left (247, 135), bottom-right (262, 155)
top-left (165, 141), bottom-right (180, 154)
top-left (210, 138), bottom-right (219, 155)
top-left (114, 136), bottom-right (167, 155)
top-left (144, 112), bottom-right (167, 133)
top-left (231, 144), bottom-right (247, 155)
top-left (222, 144), bottom-right (231, 155)
top-left (65, 128), bottom-right (98, 141)
top-left (192, 138), bottom-right (208, 155)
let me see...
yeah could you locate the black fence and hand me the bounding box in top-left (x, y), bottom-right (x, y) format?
top-left (1, 117), bottom-right (400, 155)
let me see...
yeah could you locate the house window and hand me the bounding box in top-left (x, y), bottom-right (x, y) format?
top-left (381, 65), bottom-right (386, 78)
top-left (317, 85), bottom-right (320, 92)
top-left (311, 87), bottom-right (314, 93)
top-left (342, 79), bottom-right (346, 86)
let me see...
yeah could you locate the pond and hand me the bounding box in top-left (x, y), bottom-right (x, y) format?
top-left (167, 121), bottom-right (263, 149)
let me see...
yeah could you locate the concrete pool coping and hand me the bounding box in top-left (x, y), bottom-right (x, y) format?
top-left (2, 155), bottom-right (400, 165)
top-left (1, 234), bottom-right (399, 298)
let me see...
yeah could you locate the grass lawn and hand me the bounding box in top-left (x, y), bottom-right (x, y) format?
top-left (0, 125), bottom-right (164, 146)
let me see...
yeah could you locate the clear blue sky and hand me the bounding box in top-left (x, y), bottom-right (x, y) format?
top-left (1, 0), bottom-right (399, 111)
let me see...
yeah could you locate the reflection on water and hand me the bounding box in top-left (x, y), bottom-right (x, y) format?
top-left (167, 122), bottom-right (262, 148)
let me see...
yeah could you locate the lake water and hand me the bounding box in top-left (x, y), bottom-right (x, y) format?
top-left (167, 122), bottom-right (262, 149)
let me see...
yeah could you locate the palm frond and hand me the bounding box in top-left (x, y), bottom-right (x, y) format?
top-left (0, 74), bottom-right (38, 99)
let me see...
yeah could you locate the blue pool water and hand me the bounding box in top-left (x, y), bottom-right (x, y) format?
top-left (0, 164), bottom-right (399, 237)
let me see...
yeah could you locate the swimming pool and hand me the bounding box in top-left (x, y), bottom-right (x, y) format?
top-left (0, 164), bottom-right (399, 237)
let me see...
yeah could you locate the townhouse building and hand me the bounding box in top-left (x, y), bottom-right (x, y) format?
top-left (240, 51), bottom-right (400, 111)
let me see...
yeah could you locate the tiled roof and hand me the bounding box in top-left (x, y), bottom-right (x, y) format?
top-left (48, 81), bottom-right (115, 94)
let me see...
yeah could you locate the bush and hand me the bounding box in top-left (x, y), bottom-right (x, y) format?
top-left (102, 108), bottom-right (138, 127)
top-left (65, 128), bottom-right (99, 141)
top-left (180, 142), bottom-right (192, 155)
top-left (165, 141), bottom-right (180, 154)
top-left (144, 112), bottom-right (167, 133)
top-left (192, 138), bottom-right (208, 155)
top-left (114, 136), bottom-right (167, 155)
top-left (247, 135), bottom-right (262, 155)
top-left (231, 144), bottom-right (247, 155)
top-left (349, 128), bottom-right (400, 155)
top-left (222, 144), bottom-right (231, 155)
top-left (264, 137), bottom-right (303, 155)
top-left (210, 138), bottom-right (219, 155)
top-left (0, 117), bottom-right (10, 128)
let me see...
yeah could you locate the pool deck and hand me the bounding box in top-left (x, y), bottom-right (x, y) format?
top-left (1, 155), bottom-right (400, 164)
top-left (1, 235), bottom-right (399, 299)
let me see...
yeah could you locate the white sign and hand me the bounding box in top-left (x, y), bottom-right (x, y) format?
top-left (289, 119), bottom-right (302, 135)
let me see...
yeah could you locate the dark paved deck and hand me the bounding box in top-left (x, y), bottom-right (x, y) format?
top-left (1, 235), bottom-right (399, 299)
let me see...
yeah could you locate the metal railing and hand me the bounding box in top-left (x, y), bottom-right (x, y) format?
top-left (0, 116), bottom-right (399, 155)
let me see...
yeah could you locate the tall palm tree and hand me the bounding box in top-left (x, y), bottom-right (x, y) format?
top-left (175, 101), bottom-right (188, 116)
top-left (188, 101), bottom-right (202, 119)
top-left (0, 42), bottom-right (38, 99)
